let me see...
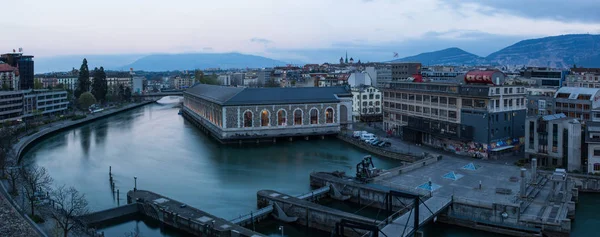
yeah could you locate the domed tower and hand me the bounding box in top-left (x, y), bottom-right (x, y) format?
top-left (339, 57), bottom-right (344, 64)
top-left (349, 57), bottom-right (354, 64)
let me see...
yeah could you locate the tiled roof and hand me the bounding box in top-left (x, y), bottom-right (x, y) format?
top-left (185, 84), bottom-right (351, 106)
top-left (0, 63), bottom-right (16, 72)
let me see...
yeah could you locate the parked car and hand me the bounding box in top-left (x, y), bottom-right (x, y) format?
top-left (353, 131), bottom-right (367, 138)
top-left (360, 133), bottom-right (376, 141)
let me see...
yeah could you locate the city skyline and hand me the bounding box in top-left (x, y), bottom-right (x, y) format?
top-left (2, 0), bottom-right (600, 63)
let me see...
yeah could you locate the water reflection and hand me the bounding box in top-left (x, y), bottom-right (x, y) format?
top-left (79, 125), bottom-right (92, 156)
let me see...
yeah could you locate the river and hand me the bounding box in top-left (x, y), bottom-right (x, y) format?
top-left (21, 104), bottom-right (596, 237)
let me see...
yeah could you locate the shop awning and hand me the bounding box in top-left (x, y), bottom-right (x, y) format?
top-left (491, 145), bottom-right (514, 152)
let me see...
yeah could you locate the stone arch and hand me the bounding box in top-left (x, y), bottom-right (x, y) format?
top-left (325, 107), bottom-right (335, 123)
top-left (293, 108), bottom-right (303, 125)
top-left (243, 110), bottom-right (253, 127)
top-left (309, 108), bottom-right (319, 124)
top-left (260, 109), bottom-right (270, 127)
top-left (340, 105), bottom-right (349, 124)
top-left (277, 109), bottom-right (287, 126)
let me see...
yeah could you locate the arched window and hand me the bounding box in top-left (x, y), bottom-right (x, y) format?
top-left (325, 108), bottom-right (334, 123)
top-left (294, 109), bottom-right (303, 125)
top-left (277, 110), bottom-right (287, 126)
top-left (261, 110), bottom-right (270, 127)
top-left (243, 111), bottom-right (253, 127)
top-left (310, 108), bottom-right (318, 124)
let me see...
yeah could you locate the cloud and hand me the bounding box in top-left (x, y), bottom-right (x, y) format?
top-left (250, 38), bottom-right (273, 45)
top-left (440, 0), bottom-right (600, 23)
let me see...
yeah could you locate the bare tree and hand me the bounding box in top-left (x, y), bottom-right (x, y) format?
top-left (50, 185), bottom-right (89, 237)
top-left (21, 164), bottom-right (53, 216)
top-left (7, 167), bottom-right (20, 195)
top-left (0, 127), bottom-right (18, 177)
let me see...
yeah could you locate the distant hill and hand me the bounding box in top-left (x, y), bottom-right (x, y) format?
top-left (391, 34), bottom-right (600, 68)
top-left (121, 53), bottom-right (289, 71)
top-left (486, 34), bottom-right (600, 68)
top-left (35, 54), bottom-right (146, 73)
top-left (391, 47), bottom-right (484, 65)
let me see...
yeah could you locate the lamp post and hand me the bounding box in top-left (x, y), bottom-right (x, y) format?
top-left (134, 176), bottom-right (137, 191)
top-left (279, 226), bottom-right (284, 236)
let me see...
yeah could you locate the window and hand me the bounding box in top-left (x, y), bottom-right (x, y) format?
top-left (594, 150), bottom-right (600, 156)
top-left (310, 108), bottom-right (318, 124)
top-left (363, 95), bottom-right (367, 100)
top-left (243, 111), bottom-right (253, 127)
top-left (376, 108), bottom-right (380, 113)
top-left (325, 108), bottom-right (334, 123)
top-left (376, 101), bottom-right (380, 106)
top-left (369, 101), bottom-right (373, 106)
top-left (448, 111), bottom-right (457, 119)
top-left (362, 102), bottom-right (367, 106)
top-left (595, 163), bottom-right (600, 171)
top-left (261, 110), bottom-right (270, 126)
top-left (375, 95), bottom-right (380, 99)
top-left (277, 110), bottom-right (287, 126)
top-left (294, 109), bottom-right (302, 125)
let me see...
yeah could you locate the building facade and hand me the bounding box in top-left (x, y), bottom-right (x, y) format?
top-left (564, 67), bottom-right (600, 88)
top-left (382, 75), bottom-right (526, 158)
top-left (0, 63), bottom-right (19, 90)
top-left (525, 88), bottom-right (557, 116)
top-left (520, 67), bottom-right (567, 87)
top-left (1, 52), bottom-right (34, 90)
top-left (351, 85), bottom-right (382, 122)
top-left (173, 77), bottom-right (195, 90)
top-left (391, 62), bottom-right (421, 81)
top-left (182, 84), bottom-right (353, 143)
top-left (553, 87), bottom-right (600, 121)
top-left (0, 91), bottom-right (24, 122)
top-left (525, 114), bottom-right (582, 171)
top-left (57, 76), bottom-right (78, 91)
top-left (585, 110), bottom-right (600, 174)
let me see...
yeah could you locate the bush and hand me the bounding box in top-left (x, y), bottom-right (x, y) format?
top-left (29, 214), bottom-right (45, 223)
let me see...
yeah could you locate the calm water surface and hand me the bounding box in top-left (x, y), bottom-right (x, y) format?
top-left (22, 104), bottom-right (597, 237)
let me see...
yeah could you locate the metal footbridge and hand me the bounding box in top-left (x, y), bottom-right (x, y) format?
top-left (380, 196), bottom-right (452, 237)
top-left (230, 186), bottom-right (331, 226)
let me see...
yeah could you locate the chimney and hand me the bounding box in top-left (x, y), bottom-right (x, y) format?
top-left (531, 158), bottom-right (537, 184)
top-left (520, 168), bottom-right (527, 198)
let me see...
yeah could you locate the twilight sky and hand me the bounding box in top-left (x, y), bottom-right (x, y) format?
top-left (2, 0), bottom-right (600, 63)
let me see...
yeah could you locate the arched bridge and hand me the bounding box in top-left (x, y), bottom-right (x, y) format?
top-left (132, 91), bottom-right (184, 101)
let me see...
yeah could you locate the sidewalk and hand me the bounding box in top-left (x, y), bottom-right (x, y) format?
top-left (349, 122), bottom-right (523, 166)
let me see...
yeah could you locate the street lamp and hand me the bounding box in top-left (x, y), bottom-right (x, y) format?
top-left (134, 176), bottom-right (137, 191)
top-left (279, 226), bottom-right (284, 236)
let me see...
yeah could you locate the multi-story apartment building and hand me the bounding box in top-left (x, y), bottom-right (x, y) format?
top-left (382, 70), bottom-right (526, 158)
top-left (173, 77), bottom-right (195, 90)
top-left (585, 109), bottom-right (600, 174)
top-left (520, 67), bottom-right (568, 87)
top-left (525, 88), bottom-right (557, 116)
top-left (57, 76), bottom-right (78, 91)
top-left (1, 52), bottom-right (34, 90)
top-left (0, 63), bottom-right (19, 90)
top-left (0, 89), bottom-right (68, 122)
top-left (351, 85), bottom-right (382, 122)
top-left (391, 62), bottom-right (421, 81)
top-left (23, 89), bottom-right (69, 117)
top-left (375, 66), bottom-right (392, 88)
top-left (564, 67), bottom-right (600, 88)
top-left (525, 114), bottom-right (582, 171)
top-left (0, 91), bottom-right (24, 122)
top-left (553, 87), bottom-right (600, 121)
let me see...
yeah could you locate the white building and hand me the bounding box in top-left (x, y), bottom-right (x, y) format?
top-left (351, 85), bottom-right (382, 122)
top-left (56, 77), bottom-right (77, 91)
top-left (218, 75), bottom-right (232, 86)
top-left (132, 77), bottom-right (145, 94)
top-left (525, 114), bottom-right (581, 171)
top-left (347, 72), bottom-right (372, 87)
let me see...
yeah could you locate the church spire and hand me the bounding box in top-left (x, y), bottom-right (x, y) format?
top-left (345, 51), bottom-right (348, 64)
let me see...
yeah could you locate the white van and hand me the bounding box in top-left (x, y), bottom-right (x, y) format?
top-left (360, 133), bottom-right (376, 141)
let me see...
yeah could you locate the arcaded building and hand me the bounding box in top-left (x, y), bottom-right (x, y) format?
top-left (182, 84), bottom-right (353, 143)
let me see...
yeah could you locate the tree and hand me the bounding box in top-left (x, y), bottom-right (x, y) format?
top-left (91, 67), bottom-right (108, 104)
top-left (0, 127), bottom-right (18, 177)
top-left (264, 79), bottom-right (280, 88)
top-left (75, 59), bottom-right (90, 99)
top-left (1, 82), bottom-right (9, 90)
top-left (56, 83), bottom-right (65, 90)
top-left (194, 70), bottom-right (204, 83)
top-left (21, 165), bottom-right (53, 217)
top-left (78, 92), bottom-right (97, 111)
top-left (34, 79), bottom-right (43, 89)
top-left (7, 167), bottom-right (20, 195)
top-left (50, 185), bottom-right (89, 237)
